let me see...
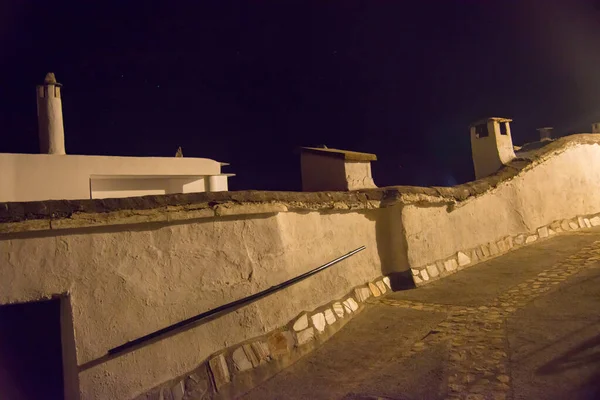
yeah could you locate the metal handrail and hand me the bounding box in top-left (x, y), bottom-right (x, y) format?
top-left (107, 246), bottom-right (366, 357)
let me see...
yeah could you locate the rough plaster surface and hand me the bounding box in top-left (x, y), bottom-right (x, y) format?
top-left (2, 134), bottom-right (600, 399)
top-left (0, 210), bottom-right (383, 399)
top-left (4, 135), bottom-right (600, 230)
top-left (344, 161), bottom-right (377, 190)
top-left (402, 141), bottom-right (600, 267)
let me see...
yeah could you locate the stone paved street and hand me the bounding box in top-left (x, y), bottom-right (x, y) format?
top-left (240, 228), bottom-right (600, 400)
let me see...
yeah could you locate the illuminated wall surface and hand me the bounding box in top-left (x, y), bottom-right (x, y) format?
top-left (1, 134), bottom-right (600, 399)
top-left (0, 153), bottom-right (232, 202)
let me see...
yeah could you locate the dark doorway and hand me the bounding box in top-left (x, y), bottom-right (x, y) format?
top-left (0, 298), bottom-right (65, 400)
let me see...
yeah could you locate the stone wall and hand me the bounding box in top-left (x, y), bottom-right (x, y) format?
top-left (1, 134), bottom-right (600, 399)
top-left (0, 207), bottom-right (393, 399)
top-left (403, 140), bottom-right (600, 275)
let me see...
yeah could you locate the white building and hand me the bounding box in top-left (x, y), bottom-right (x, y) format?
top-left (0, 73), bottom-right (233, 203)
top-left (470, 117), bottom-right (516, 180)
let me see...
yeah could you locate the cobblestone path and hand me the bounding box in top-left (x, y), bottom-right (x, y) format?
top-left (373, 240), bottom-right (600, 400)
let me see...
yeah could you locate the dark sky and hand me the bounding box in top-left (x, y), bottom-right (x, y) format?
top-left (2, 1), bottom-right (600, 190)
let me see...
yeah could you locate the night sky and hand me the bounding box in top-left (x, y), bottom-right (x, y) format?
top-left (2, 1), bottom-right (600, 191)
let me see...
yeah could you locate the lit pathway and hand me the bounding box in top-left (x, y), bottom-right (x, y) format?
top-left (241, 228), bottom-right (600, 400)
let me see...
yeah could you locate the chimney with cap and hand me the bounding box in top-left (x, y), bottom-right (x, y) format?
top-left (36, 72), bottom-right (66, 154)
top-left (537, 127), bottom-right (553, 141)
top-left (469, 117), bottom-right (516, 179)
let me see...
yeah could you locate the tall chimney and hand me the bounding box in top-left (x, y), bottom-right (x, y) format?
top-left (36, 72), bottom-right (66, 154)
top-left (537, 127), bottom-right (553, 141)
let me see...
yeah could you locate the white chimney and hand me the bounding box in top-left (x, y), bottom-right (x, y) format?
top-left (537, 127), bottom-right (553, 141)
top-left (36, 72), bottom-right (66, 154)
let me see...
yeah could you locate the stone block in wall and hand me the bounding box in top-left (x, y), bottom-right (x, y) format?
top-left (525, 235), bottom-right (538, 244)
top-left (505, 236), bottom-right (514, 249)
top-left (569, 221), bottom-right (579, 230)
top-left (457, 252), bottom-right (471, 267)
top-left (311, 313), bottom-right (326, 333)
top-left (550, 221), bottom-right (561, 231)
top-left (333, 302), bottom-right (345, 318)
top-left (268, 331), bottom-right (294, 357)
top-left (561, 220), bottom-right (572, 231)
top-left (242, 344), bottom-right (261, 368)
top-left (250, 341), bottom-right (270, 364)
top-left (435, 260), bottom-right (445, 275)
top-left (160, 387), bottom-right (174, 400)
top-left (578, 217), bottom-right (586, 229)
top-left (426, 264), bottom-right (439, 278)
top-left (444, 259), bottom-right (458, 272)
top-left (475, 247), bottom-right (485, 259)
top-left (184, 370), bottom-right (211, 400)
top-left (489, 242), bottom-right (499, 256)
top-left (292, 314), bottom-right (309, 332)
top-left (170, 381), bottom-right (185, 400)
top-left (497, 239), bottom-right (507, 253)
top-left (232, 347), bottom-right (253, 372)
top-left (343, 298), bottom-right (359, 312)
top-left (411, 269), bottom-right (420, 276)
top-left (368, 282), bottom-right (381, 297)
top-left (343, 301), bottom-right (352, 314)
top-left (420, 269), bottom-right (430, 281)
top-left (470, 249), bottom-right (479, 263)
top-left (538, 226), bottom-right (549, 239)
top-left (324, 309), bottom-right (337, 325)
top-left (585, 218), bottom-right (592, 228)
top-left (208, 354), bottom-right (230, 391)
top-left (481, 244), bottom-right (490, 257)
top-left (383, 276), bottom-right (391, 289)
top-left (296, 327), bottom-right (315, 345)
top-left (591, 216), bottom-right (600, 227)
top-left (414, 275), bottom-right (423, 284)
top-left (354, 287), bottom-right (371, 302)
top-left (514, 234), bottom-right (525, 245)
top-left (375, 280), bottom-right (387, 294)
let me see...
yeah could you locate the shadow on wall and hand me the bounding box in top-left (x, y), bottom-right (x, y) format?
top-left (367, 205), bottom-right (415, 291)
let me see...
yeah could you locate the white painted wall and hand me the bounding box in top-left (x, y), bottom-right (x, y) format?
top-left (345, 161), bottom-right (377, 190)
top-left (0, 153), bottom-right (231, 202)
top-left (5, 138), bottom-right (600, 399)
top-left (208, 175), bottom-right (231, 192)
top-left (403, 142), bottom-right (600, 268)
top-left (0, 209), bottom-right (385, 399)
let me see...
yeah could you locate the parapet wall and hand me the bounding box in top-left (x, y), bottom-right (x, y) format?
top-left (402, 135), bottom-right (600, 283)
top-left (1, 134), bottom-right (600, 399)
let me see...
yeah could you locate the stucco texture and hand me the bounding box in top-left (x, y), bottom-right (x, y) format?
top-left (0, 210), bottom-right (386, 399)
top-left (402, 142), bottom-right (600, 267)
top-left (2, 134), bottom-right (600, 399)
